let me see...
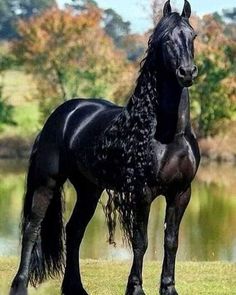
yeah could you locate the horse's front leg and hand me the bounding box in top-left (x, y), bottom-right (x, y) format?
top-left (126, 198), bottom-right (151, 295)
top-left (160, 187), bottom-right (191, 295)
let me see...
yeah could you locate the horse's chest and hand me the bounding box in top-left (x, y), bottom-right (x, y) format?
top-left (152, 136), bottom-right (197, 190)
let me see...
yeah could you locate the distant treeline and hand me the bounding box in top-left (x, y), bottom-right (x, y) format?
top-left (0, 0), bottom-right (235, 138)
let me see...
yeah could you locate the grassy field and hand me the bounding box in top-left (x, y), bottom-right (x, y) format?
top-left (0, 70), bottom-right (41, 139)
top-left (3, 70), bottom-right (37, 106)
top-left (1, 258), bottom-right (236, 295)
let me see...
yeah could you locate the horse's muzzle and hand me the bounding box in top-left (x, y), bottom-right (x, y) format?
top-left (176, 65), bottom-right (198, 87)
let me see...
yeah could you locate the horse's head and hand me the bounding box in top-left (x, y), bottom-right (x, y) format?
top-left (147, 0), bottom-right (198, 87)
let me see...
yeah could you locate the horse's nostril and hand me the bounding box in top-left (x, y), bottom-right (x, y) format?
top-left (192, 65), bottom-right (198, 77)
top-left (178, 66), bottom-right (186, 77)
top-left (178, 65), bottom-right (198, 80)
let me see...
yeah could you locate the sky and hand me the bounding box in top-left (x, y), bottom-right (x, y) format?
top-left (57, 0), bottom-right (235, 32)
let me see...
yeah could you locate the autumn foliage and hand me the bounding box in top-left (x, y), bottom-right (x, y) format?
top-left (11, 3), bottom-right (236, 135)
top-left (13, 6), bottom-right (135, 116)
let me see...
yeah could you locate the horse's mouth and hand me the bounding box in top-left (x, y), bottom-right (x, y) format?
top-left (177, 77), bottom-right (194, 88)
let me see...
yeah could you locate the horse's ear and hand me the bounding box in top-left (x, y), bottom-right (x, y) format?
top-left (181, 0), bottom-right (191, 18)
top-left (163, 0), bottom-right (172, 17)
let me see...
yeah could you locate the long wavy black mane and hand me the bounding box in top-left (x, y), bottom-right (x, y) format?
top-left (98, 12), bottom-right (188, 244)
top-left (11, 2), bottom-right (200, 293)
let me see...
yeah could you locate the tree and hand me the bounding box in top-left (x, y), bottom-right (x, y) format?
top-left (119, 33), bottom-right (147, 61)
top-left (0, 0), bottom-right (57, 39)
top-left (0, 52), bottom-right (15, 128)
top-left (0, 0), bottom-right (16, 39)
top-left (190, 15), bottom-right (236, 137)
top-left (103, 8), bottom-right (131, 45)
top-left (66, 1), bottom-right (131, 47)
top-left (66, 0), bottom-right (98, 10)
top-left (223, 7), bottom-right (236, 23)
top-left (13, 6), bottom-right (135, 117)
top-left (17, 0), bottom-right (57, 18)
top-left (222, 8), bottom-right (236, 41)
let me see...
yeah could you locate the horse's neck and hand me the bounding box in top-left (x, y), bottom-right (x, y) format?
top-left (175, 88), bottom-right (191, 134)
top-left (126, 75), bottom-right (190, 143)
top-left (126, 73), bottom-right (191, 143)
top-left (155, 78), bottom-right (190, 143)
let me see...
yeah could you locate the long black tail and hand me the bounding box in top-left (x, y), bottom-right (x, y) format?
top-left (21, 135), bottom-right (65, 287)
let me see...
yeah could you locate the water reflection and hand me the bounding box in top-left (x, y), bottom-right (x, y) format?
top-left (0, 160), bottom-right (235, 261)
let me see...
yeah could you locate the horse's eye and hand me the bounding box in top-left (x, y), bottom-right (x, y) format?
top-left (193, 34), bottom-right (197, 40)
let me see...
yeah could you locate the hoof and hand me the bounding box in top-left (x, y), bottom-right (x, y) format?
top-left (9, 285), bottom-right (28, 295)
top-left (62, 284), bottom-right (89, 295)
top-left (160, 285), bottom-right (178, 295)
top-left (62, 289), bottom-right (89, 295)
top-left (126, 285), bottom-right (146, 295)
top-left (9, 289), bottom-right (27, 295)
top-left (10, 277), bottom-right (28, 295)
top-left (62, 290), bottom-right (88, 295)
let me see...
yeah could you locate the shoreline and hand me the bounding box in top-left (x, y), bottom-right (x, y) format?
top-left (0, 137), bottom-right (236, 164)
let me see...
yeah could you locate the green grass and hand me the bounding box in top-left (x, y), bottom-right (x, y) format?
top-left (1, 258), bottom-right (236, 294)
top-left (0, 69), bottom-right (41, 138)
top-left (0, 103), bottom-right (41, 138)
top-left (1, 103), bottom-right (40, 138)
top-left (3, 70), bottom-right (37, 105)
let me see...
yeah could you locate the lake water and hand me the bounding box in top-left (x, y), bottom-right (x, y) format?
top-left (0, 159), bottom-right (235, 262)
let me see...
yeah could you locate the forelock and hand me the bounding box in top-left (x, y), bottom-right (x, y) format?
top-left (151, 13), bottom-right (192, 45)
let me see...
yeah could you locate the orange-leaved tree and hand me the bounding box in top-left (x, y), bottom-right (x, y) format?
top-left (13, 5), bottom-right (135, 117)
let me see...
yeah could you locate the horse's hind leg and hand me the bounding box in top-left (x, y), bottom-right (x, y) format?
top-left (62, 178), bottom-right (102, 295)
top-left (10, 180), bottom-right (56, 295)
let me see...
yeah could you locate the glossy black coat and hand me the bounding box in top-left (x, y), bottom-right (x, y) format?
top-left (10, 1), bottom-right (200, 295)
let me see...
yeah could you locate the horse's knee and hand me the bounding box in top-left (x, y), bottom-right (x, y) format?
top-left (142, 237), bottom-right (148, 252)
top-left (164, 234), bottom-right (178, 252)
top-left (139, 239), bottom-right (148, 254)
top-left (133, 234), bottom-right (148, 255)
top-left (65, 221), bottom-right (77, 240)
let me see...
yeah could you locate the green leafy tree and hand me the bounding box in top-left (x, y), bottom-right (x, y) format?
top-left (0, 53), bottom-right (15, 128)
top-left (191, 55), bottom-right (234, 137)
top-left (190, 14), bottom-right (236, 137)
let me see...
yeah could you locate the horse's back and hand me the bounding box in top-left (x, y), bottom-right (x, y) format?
top-left (33, 98), bottom-right (122, 184)
top-left (61, 98), bottom-right (122, 149)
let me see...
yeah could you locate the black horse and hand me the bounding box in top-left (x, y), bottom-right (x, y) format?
top-left (10, 1), bottom-right (200, 294)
